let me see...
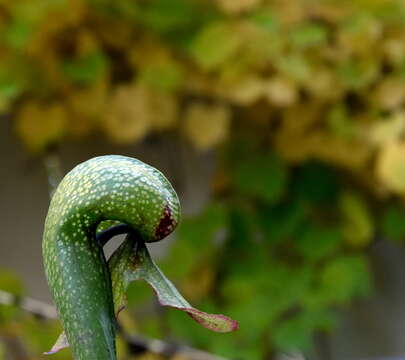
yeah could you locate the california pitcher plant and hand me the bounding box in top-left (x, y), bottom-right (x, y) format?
top-left (42, 155), bottom-right (237, 360)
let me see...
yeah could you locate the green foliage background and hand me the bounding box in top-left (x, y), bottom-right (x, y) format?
top-left (3, 0), bottom-right (405, 359)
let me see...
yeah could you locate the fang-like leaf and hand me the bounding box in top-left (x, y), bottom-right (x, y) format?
top-left (110, 234), bottom-right (238, 332)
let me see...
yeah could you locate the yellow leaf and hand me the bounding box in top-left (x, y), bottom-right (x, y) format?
top-left (264, 76), bottom-right (298, 107)
top-left (303, 67), bottom-right (342, 100)
top-left (373, 77), bottom-right (405, 110)
top-left (15, 101), bottom-right (67, 153)
top-left (183, 102), bottom-right (231, 150)
top-left (376, 141), bottom-right (405, 194)
top-left (383, 36), bottom-right (405, 66)
top-left (67, 79), bottom-right (108, 137)
top-left (103, 85), bottom-right (151, 144)
top-left (368, 112), bottom-right (405, 145)
top-left (148, 92), bottom-right (179, 131)
top-left (102, 84), bottom-right (178, 143)
top-left (275, 131), bottom-right (371, 170)
top-left (218, 76), bottom-right (265, 105)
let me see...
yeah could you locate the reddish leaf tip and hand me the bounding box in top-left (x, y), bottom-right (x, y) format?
top-left (185, 308), bottom-right (239, 333)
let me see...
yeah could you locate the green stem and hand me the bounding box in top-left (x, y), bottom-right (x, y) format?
top-left (43, 155), bottom-right (180, 360)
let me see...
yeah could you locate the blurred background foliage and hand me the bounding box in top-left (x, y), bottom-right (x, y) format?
top-left (3, 0), bottom-right (405, 359)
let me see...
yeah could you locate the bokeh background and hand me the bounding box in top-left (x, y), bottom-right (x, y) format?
top-left (2, 0), bottom-right (405, 359)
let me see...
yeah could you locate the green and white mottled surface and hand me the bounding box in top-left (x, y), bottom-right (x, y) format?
top-left (43, 155), bottom-right (180, 360)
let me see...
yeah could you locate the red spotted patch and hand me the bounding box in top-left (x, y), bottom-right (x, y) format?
top-left (155, 205), bottom-right (176, 240)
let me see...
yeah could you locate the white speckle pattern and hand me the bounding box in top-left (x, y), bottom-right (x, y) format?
top-left (43, 155), bottom-right (180, 360)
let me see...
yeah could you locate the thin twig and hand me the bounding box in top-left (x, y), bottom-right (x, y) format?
top-left (0, 289), bottom-right (57, 319)
top-left (43, 152), bottom-right (63, 197)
